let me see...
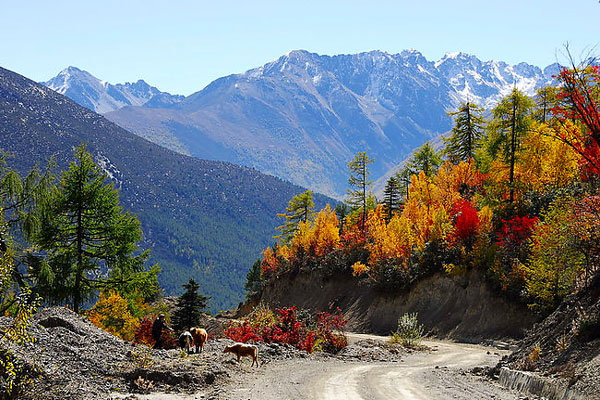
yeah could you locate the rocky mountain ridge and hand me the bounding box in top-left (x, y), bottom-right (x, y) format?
top-left (43, 66), bottom-right (183, 113)
top-left (1, 65), bottom-right (331, 311)
top-left (44, 50), bottom-right (558, 198)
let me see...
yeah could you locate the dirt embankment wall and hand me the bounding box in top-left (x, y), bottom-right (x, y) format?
top-left (256, 270), bottom-right (536, 340)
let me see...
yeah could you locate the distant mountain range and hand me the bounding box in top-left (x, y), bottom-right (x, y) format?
top-left (43, 66), bottom-right (184, 113)
top-left (1, 66), bottom-right (331, 311)
top-left (43, 50), bottom-right (559, 198)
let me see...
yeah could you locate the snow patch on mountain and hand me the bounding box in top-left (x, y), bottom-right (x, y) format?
top-left (42, 66), bottom-right (183, 113)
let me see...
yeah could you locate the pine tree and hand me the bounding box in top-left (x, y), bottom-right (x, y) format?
top-left (346, 152), bottom-right (375, 232)
top-left (395, 167), bottom-right (412, 200)
top-left (172, 278), bottom-right (210, 332)
top-left (486, 88), bottom-right (535, 204)
top-left (407, 142), bottom-right (442, 177)
top-left (334, 203), bottom-right (349, 233)
top-left (382, 176), bottom-right (401, 222)
top-left (275, 190), bottom-right (315, 243)
top-left (32, 145), bottom-right (158, 312)
top-left (443, 102), bottom-right (486, 163)
top-left (244, 259), bottom-right (262, 300)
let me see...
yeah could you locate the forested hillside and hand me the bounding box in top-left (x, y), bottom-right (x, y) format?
top-left (0, 66), bottom-right (331, 311)
top-left (254, 61), bottom-right (600, 326)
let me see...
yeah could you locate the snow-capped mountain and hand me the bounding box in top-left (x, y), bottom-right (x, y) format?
top-left (43, 66), bottom-right (183, 113)
top-left (57, 50), bottom-right (557, 198)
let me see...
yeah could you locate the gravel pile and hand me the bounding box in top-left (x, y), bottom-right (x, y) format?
top-left (337, 339), bottom-right (405, 362)
top-left (3, 307), bottom-right (404, 399)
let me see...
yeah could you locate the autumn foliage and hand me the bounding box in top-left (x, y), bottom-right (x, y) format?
top-left (225, 305), bottom-right (347, 353)
top-left (257, 61), bottom-right (600, 315)
top-left (134, 316), bottom-right (177, 349)
top-left (87, 291), bottom-right (140, 341)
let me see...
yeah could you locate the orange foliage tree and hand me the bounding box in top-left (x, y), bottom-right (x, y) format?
top-left (87, 291), bottom-right (141, 341)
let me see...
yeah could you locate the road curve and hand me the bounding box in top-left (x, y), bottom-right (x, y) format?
top-left (223, 334), bottom-right (521, 400)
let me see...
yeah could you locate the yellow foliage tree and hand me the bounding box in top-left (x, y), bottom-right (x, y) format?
top-left (401, 171), bottom-right (449, 248)
top-left (435, 159), bottom-right (483, 207)
top-left (290, 205), bottom-right (340, 256)
top-left (87, 291), bottom-right (140, 341)
top-left (517, 122), bottom-right (581, 191)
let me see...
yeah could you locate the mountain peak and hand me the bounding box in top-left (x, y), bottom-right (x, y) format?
top-left (43, 68), bottom-right (182, 113)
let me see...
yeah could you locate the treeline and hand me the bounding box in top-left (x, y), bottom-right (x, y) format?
top-left (253, 61), bottom-right (600, 314)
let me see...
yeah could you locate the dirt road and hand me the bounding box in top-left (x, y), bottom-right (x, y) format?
top-left (221, 334), bottom-right (522, 400)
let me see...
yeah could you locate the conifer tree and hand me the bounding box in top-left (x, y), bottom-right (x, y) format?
top-left (486, 88), bottom-right (535, 204)
top-left (395, 167), bottom-right (412, 200)
top-left (172, 278), bottom-right (210, 332)
top-left (32, 145), bottom-right (158, 312)
top-left (534, 86), bottom-right (559, 123)
top-left (346, 152), bottom-right (375, 232)
top-left (334, 203), bottom-right (349, 233)
top-left (244, 259), bottom-right (262, 300)
top-left (275, 190), bottom-right (315, 242)
top-left (382, 176), bottom-right (401, 222)
top-left (443, 102), bottom-right (486, 163)
top-left (407, 142), bottom-right (442, 177)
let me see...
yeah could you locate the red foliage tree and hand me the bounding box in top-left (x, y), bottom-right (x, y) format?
top-left (448, 199), bottom-right (479, 246)
top-left (497, 215), bottom-right (539, 249)
top-left (551, 63), bottom-right (600, 179)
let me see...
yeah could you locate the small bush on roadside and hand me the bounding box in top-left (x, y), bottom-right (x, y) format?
top-left (389, 313), bottom-right (424, 347)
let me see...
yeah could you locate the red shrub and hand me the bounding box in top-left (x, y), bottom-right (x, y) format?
top-left (134, 316), bottom-right (177, 349)
top-left (497, 215), bottom-right (539, 249)
top-left (449, 199), bottom-right (479, 245)
top-left (225, 306), bottom-right (347, 354)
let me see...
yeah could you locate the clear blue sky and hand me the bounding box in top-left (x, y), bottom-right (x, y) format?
top-left (1, 0), bottom-right (598, 95)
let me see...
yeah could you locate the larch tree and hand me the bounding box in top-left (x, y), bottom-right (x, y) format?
top-left (534, 86), bottom-right (559, 123)
top-left (486, 88), bottom-right (535, 204)
top-left (443, 102), bottom-right (486, 163)
top-left (32, 145), bottom-right (158, 313)
top-left (275, 190), bottom-right (315, 243)
top-left (407, 142), bottom-right (442, 177)
top-left (172, 278), bottom-right (210, 332)
top-left (346, 152), bottom-right (375, 232)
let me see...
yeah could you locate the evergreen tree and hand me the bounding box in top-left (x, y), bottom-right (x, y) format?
top-left (443, 102), bottom-right (486, 163)
top-left (334, 203), bottom-right (349, 233)
top-left (382, 176), bottom-right (402, 222)
top-left (275, 190), bottom-right (315, 242)
top-left (244, 259), bottom-right (262, 300)
top-left (407, 142), bottom-right (442, 177)
top-left (395, 167), bottom-right (412, 200)
top-left (346, 152), bottom-right (375, 232)
top-left (486, 88), bottom-right (535, 204)
top-left (32, 145), bottom-right (158, 312)
top-left (172, 278), bottom-right (210, 332)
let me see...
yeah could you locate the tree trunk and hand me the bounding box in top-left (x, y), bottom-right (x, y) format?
top-left (509, 99), bottom-right (517, 204)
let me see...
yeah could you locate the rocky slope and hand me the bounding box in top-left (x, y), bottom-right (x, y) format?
top-left (501, 275), bottom-right (600, 399)
top-left (253, 269), bottom-right (537, 341)
top-left (99, 50), bottom-right (557, 198)
top-left (2, 308), bottom-right (409, 400)
top-left (0, 65), bottom-right (331, 311)
top-left (43, 66), bottom-right (183, 113)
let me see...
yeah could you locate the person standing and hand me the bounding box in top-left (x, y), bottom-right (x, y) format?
top-left (152, 314), bottom-right (173, 349)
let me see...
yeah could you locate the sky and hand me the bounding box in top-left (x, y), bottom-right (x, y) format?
top-left (1, 0), bottom-right (598, 95)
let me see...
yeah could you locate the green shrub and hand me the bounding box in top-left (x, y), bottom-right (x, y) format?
top-left (389, 313), bottom-right (424, 347)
